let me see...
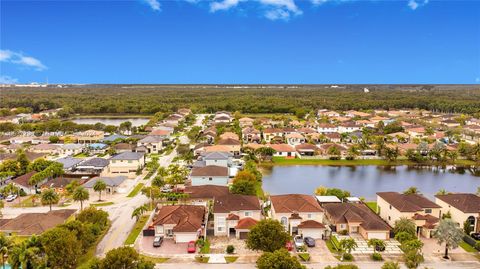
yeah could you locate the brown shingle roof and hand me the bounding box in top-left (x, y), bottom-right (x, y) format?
top-left (191, 165), bottom-right (228, 177)
top-left (377, 192), bottom-right (440, 212)
top-left (323, 203), bottom-right (391, 231)
top-left (152, 205), bottom-right (205, 232)
top-left (12, 171), bottom-right (37, 187)
top-left (217, 138), bottom-right (241, 146)
top-left (435, 193), bottom-right (480, 213)
top-left (213, 193), bottom-right (261, 213)
top-left (271, 194), bottom-right (323, 213)
top-left (0, 209), bottom-right (76, 236)
top-left (183, 185), bottom-right (230, 200)
top-left (298, 220), bottom-right (326, 229)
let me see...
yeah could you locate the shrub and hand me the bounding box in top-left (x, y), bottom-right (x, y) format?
top-left (329, 156), bottom-right (341, 160)
top-left (338, 230), bottom-right (348, 235)
top-left (342, 253), bottom-right (353, 261)
top-left (372, 253), bottom-right (383, 261)
top-left (325, 265), bottom-right (358, 269)
top-left (298, 252), bottom-right (310, 261)
top-left (345, 156), bottom-right (354, 160)
top-left (226, 245), bottom-right (235, 254)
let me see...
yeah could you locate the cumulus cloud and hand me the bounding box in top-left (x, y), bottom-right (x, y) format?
top-left (259, 0), bottom-right (302, 20)
top-left (210, 0), bottom-right (243, 12)
top-left (145, 0), bottom-right (161, 11)
top-left (0, 75), bottom-right (18, 84)
top-left (0, 49), bottom-right (47, 70)
top-left (408, 0), bottom-right (429, 10)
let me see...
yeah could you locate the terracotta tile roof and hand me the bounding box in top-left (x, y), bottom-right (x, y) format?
top-left (435, 193), bottom-right (480, 213)
top-left (413, 213), bottom-right (439, 229)
top-left (0, 209), bottom-right (77, 236)
top-left (217, 138), bottom-right (241, 146)
top-left (219, 132), bottom-right (239, 140)
top-left (263, 128), bottom-right (283, 134)
top-left (227, 213), bottom-right (240, 220)
top-left (213, 193), bottom-right (261, 213)
top-left (295, 144), bottom-right (318, 151)
top-left (235, 217), bottom-right (258, 230)
top-left (191, 165), bottom-right (228, 177)
top-left (268, 144), bottom-right (295, 152)
top-left (323, 203), bottom-right (391, 231)
top-left (289, 213), bottom-right (303, 219)
top-left (298, 220), bottom-right (326, 229)
top-left (152, 205), bottom-right (205, 233)
top-left (271, 194), bottom-right (323, 213)
top-left (377, 192), bottom-right (440, 212)
top-left (183, 185), bottom-right (230, 199)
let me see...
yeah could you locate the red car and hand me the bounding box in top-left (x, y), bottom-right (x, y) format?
top-left (187, 241), bottom-right (196, 253)
top-left (285, 241), bottom-right (293, 251)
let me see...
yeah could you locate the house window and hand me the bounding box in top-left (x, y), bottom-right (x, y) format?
top-left (217, 217), bottom-right (226, 232)
top-left (245, 211), bottom-right (252, 217)
top-left (166, 229), bottom-right (173, 237)
top-left (307, 213), bottom-right (314, 219)
top-left (209, 177), bottom-right (213, 181)
top-left (389, 205), bottom-right (392, 210)
top-left (388, 216), bottom-right (391, 221)
top-left (340, 224), bottom-right (346, 229)
top-left (425, 209), bottom-right (432, 214)
top-left (281, 217), bottom-right (288, 230)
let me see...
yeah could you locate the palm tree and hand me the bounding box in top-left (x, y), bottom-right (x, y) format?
top-left (339, 238), bottom-right (357, 259)
top-left (403, 186), bottom-right (419, 195)
top-left (8, 235), bottom-right (45, 269)
top-left (131, 204), bottom-right (148, 221)
top-left (152, 176), bottom-right (165, 188)
top-left (436, 189), bottom-right (449, 195)
top-left (0, 233), bottom-right (12, 269)
top-left (93, 180), bottom-right (107, 201)
top-left (434, 219), bottom-right (464, 259)
top-left (368, 238), bottom-right (385, 254)
top-left (41, 189), bottom-right (59, 211)
top-left (73, 186), bottom-right (89, 210)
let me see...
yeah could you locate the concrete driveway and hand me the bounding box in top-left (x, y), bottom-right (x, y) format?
top-left (141, 236), bottom-right (192, 255)
top-left (308, 239), bottom-right (338, 262)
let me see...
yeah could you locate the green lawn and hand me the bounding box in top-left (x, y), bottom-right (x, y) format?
top-left (124, 214), bottom-right (150, 245)
top-left (127, 183), bottom-right (144, 197)
top-left (140, 255), bottom-right (169, 263)
top-left (12, 196), bottom-right (36, 208)
top-left (91, 201), bottom-right (114, 207)
top-left (225, 256), bottom-right (238, 263)
top-left (459, 241), bottom-right (479, 253)
top-left (254, 181), bottom-right (265, 199)
top-left (199, 239), bottom-right (210, 254)
top-left (74, 153), bottom-right (89, 158)
top-left (195, 256), bottom-right (209, 263)
top-left (366, 202), bottom-right (378, 213)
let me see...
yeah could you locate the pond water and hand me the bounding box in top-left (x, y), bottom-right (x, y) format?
top-left (71, 117), bottom-right (150, 127)
top-left (262, 165), bottom-right (480, 200)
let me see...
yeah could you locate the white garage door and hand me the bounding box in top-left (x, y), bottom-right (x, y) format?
top-left (300, 228), bottom-right (324, 239)
top-left (367, 232), bottom-right (387, 240)
top-left (175, 233), bottom-right (197, 243)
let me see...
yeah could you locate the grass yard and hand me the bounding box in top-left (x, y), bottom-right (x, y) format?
top-left (91, 201), bottom-right (114, 207)
top-left (254, 181), bottom-right (265, 199)
top-left (124, 214), bottom-right (150, 245)
top-left (127, 183), bottom-right (144, 197)
top-left (366, 202), bottom-right (378, 213)
top-left (74, 152), bottom-right (89, 158)
top-left (140, 255), bottom-right (169, 263)
top-left (225, 256), bottom-right (239, 263)
top-left (195, 255), bottom-right (210, 263)
top-left (298, 253), bottom-right (310, 261)
top-left (199, 239), bottom-right (211, 254)
top-left (12, 196), bottom-right (36, 207)
top-left (459, 241), bottom-right (479, 253)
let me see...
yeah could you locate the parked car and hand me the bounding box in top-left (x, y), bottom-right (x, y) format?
top-left (471, 233), bottom-right (480, 241)
top-left (153, 236), bottom-right (163, 247)
top-left (6, 194), bottom-right (17, 202)
top-left (304, 237), bottom-right (316, 247)
top-left (294, 235), bottom-right (305, 249)
top-left (285, 241), bottom-right (293, 251)
top-left (187, 241), bottom-right (196, 253)
top-left (375, 244), bottom-right (386, 252)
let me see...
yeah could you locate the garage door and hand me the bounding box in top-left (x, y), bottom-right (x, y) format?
top-left (300, 228), bottom-right (324, 239)
top-left (175, 233), bottom-right (198, 243)
top-left (368, 232), bottom-right (387, 240)
top-left (239, 232), bottom-right (249, 239)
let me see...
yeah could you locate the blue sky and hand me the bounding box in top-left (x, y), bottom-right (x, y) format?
top-left (1, 0), bottom-right (479, 84)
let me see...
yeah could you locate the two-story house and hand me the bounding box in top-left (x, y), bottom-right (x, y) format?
top-left (107, 152), bottom-right (145, 178)
top-left (270, 194), bottom-right (326, 239)
top-left (377, 192), bottom-right (441, 238)
top-left (435, 193), bottom-right (480, 234)
top-left (190, 165), bottom-right (229, 186)
top-left (137, 135), bottom-right (165, 154)
top-left (151, 205), bottom-right (206, 243)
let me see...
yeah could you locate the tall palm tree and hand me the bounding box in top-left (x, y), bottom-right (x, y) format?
top-left (131, 204), bottom-right (148, 221)
top-left (339, 238), bottom-right (358, 259)
top-left (40, 189), bottom-right (59, 211)
top-left (73, 186), bottom-right (89, 210)
top-left (403, 186), bottom-right (419, 195)
top-left (93, 180), bottom-right (107, 201)
top-left (367, 238), bottom-right (385, 254)
top-left (436, 189), bottom-right (449, 195)
top-left (0, 233), bottom-right (12, 269)
top-left (8, 235), bottom-right (45, 269)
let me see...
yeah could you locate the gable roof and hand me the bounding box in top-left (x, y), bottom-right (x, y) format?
top-left (12, 171), bottom-right (37, 188)
top-left (110, 151), bottom-right (144, 160)
top-left (191, 165), bottom-right (228, 177)
top-left (271, 194), bottom-right (323, 213)
top-left (203, 151), bottom-right (233, 160)
top-left (55, 156), bottom-right (83, 169)
top-left (0, 209), bottom-right (77, 235)
top-left (83, 176), bottom-right (127, 188)
top-left (377, 192), bottom-right (440, 212)
top-left (217, 138), bottom-right (241, 146)
top-left (323, 203), bottom-right (391, 231)
top-left (235, 217), bottom-right (258, 230)
top-left (213, 193), bottom-right (261, 213)
top-left (78, 157), bottom-right (109, 168)
top-left (298, 220), bottom-right (326, 229)
top-left (183, 185), bottom-right (230, 199)
top-left (152, 205), bottom-right (205, 232)
top-left (435, 193), bottom-right (480, 213)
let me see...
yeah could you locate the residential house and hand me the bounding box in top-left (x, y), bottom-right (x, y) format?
top-left (40, 177), bottom-right (86, 194)
top-left (214, 111), bottom-right (233, 123)
top-left (286, 133), bottom-right (305, 146)
top-left (242, 127), bottom-right (261, 143)
top-left (83, 176), bottom-right (128, 196)
top-left (203, 151), bottom-right (233, 167)
top-left (263, 128), bottom-right (284, 143)
top-left (76, 157), bottom-right (109, 174)
top-left (345, 110), bottom-right (371, 118)
top-left (441, 120), bottom-right (461, 128)
top-left (325, 133), bottom-right (341, 143)
top-left (219, 132), bottom-right (239, 141)
top-left (317, 123), bottom-right (338, 134)
top-left (74, 130), bottom-right (105, 143)
top-left (239, 117), bottom-right (254, 128)
top-left (11, 171), bottom-right (38, 194)
top-left (183, 185), bottom-right (230, 206)
top-left (338, 122), bottom-right (362, 133)
top-left (213, 193), bottom-right (261, 239)
top-left (137, 135), bottom-right (164, 154)
top-left (60, 144), bottom-right (85, 156)
top-left (269, 144), bottom-right (296, 158)
top-left (295, 144), bottom-right (319, 156)
top-left (29, 143), bottom-right (61, 155)
top-left (0, 209), bottom-right (77, 236)
top-left (55, 156), bottom-right (83, 172)
top-left (190, 165), bottom-right (229, 186)
top-left (323, 203), bottom-right (391, 240)
top-left (107, 152), bottom-right (145, 178)
top-left (114, 143), bottom-right (135, 153)
top-left (377, 192), bottom-right (441, 238)
top-left (151, 205), bottom-right (206, 243)
top-left (406, 127), bottom-right (426, 138)
top-left (435, 193), bottom-right (480, 233)
top-left (100, 134), bottom-right (127, 143)
top-left (205, 145), bottom-right (240, 157)
top-left (270, 194), bottom-right (326, 239)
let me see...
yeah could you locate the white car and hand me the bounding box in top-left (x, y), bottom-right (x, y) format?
top-left (6, 194), bottom-right (17, 202)
top-left (294, 235), bottom-right (305, 249)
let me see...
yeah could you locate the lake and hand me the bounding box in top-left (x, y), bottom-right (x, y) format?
top-left (71, 117), bottom-right (150, 127)
top-left (262, 165), bottom-right (480, 200)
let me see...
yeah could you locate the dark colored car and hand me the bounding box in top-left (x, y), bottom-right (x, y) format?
top-left (471, 233), bottom-right (480, 241)
top-left (187, 241), bottom-right (196, 253)
top-left (375, 245), bottom-right (386, 252)
top-left (285, 241), bottom-right (293, 251)
top-left (153, 236), bottom-right (163, 247)
top-left (304, 237), bottom-right (316, 247)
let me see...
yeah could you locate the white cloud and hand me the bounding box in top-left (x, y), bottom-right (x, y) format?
top-left (408, 0), bottom-right (429, 10)
top-left (311, 0), bottom-right (329, 5)
top-left (145, 0), bottom-right (161, 11)
top-left (476, 77), bottom-right (480, 83)
top-left (0, 75), bottom-right (18, 84)
top-left (265, 9), bottom-right (291, 20)
top-left (0, 49), bottom-right (47, 71)
top-left (259, 0), bottom-right (302, 20)
top-left (210, 0), bottom-right (242, 12)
